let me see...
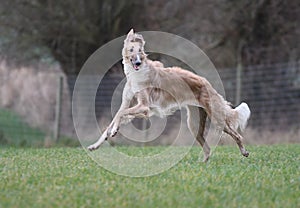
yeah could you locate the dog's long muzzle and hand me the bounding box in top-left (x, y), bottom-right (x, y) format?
top-left (132, 54), bottom-right (142, 70)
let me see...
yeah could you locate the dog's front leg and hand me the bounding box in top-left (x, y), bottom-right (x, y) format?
top-left (88, 104), bottom-right (149, 151)
top-left (88, 104), bottom-right (130, 151)
top-left (108, 104), bottom-right (150, 138)
top-left (108, 90), bottom-right (149, 138)
top-left (88, 85), bottom-right (133, 151)
top-left (107, 113), bottom-right (123, 137)
top-left (87, 108), bottom-right (127, 151)
top-left (87, 128), bottom-right (109, 151)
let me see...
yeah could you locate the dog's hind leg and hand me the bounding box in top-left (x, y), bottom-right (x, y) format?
top-left (223, 125), bottom-right (249, 157)
top-left (187, 106), bottom-right (210, 162)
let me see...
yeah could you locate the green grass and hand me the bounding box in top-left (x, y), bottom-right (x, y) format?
top-left (0, 108), bottom-right (46, 147)
top-left (0, 108), bottom-right (79, 147)
top-left (1, 145), bottom-right (299, 208)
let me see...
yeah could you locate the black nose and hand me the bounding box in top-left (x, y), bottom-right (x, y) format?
top-left (135, 61), bottom-right (141, 66)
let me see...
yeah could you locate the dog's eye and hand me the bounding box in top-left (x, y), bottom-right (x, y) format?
top-left (130, 48), bottom-right (133, 52)
top-left (139, 49), bottom-right (141, 52)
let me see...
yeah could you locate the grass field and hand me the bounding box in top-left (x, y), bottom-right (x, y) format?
top-left (0, 108), bottom-right (79, 147)
top-left (0, 108), bottom-right (46, 147)
top-left (0, 145), bottom-right (299, 208)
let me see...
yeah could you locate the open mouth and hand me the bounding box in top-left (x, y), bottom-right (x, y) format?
top-left (131, 60), bottom-right (141, 71)
top-left (133, 64), bottom-right (140, 70)
top-left (131, 54), bottom-right (142, 71)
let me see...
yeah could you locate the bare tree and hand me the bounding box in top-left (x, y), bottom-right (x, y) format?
top-left (0, 0), bottom-right (138, 74)
top-left (0, 0), bottom-right (298, 72)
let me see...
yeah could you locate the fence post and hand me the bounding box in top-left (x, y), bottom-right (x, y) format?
top-left (235, 39), bottom-right (244, 105)
top-left (235, 62), bottom-right (242, 105)
top-left (54, 76), bottom-right (63, 142)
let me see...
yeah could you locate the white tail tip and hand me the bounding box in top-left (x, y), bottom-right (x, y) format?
top-left (235, 102), bottom-right (251, 132)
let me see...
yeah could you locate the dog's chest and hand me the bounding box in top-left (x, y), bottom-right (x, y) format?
top-left (127, 72), bottom-right (150, 93)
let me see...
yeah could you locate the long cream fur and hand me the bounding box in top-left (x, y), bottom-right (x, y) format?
top-left (88, 29), bottom-right (251, 162)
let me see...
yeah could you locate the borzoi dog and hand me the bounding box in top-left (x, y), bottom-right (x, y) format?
top-left (88, 29), bottom-right (251, 162)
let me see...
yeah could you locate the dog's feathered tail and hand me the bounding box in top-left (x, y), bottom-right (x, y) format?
top-left (234, 102), bottom-right (251, 132)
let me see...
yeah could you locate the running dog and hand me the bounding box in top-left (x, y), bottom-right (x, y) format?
top-left (88, 29), bottom-right (251, 162)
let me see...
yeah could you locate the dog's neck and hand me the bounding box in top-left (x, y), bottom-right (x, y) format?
top-left (122, 58), bottom-right (152, 93)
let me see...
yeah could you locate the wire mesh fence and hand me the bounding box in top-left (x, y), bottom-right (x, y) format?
top-left (0, 61), bottom-right (299, 146)
top-left (220, 61), bottom-right (300, 131)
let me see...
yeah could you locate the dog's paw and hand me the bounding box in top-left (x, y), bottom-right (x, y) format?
top-left (109, 125), bottom-right (119, 137)
top-left (241, 148), bottom-right (249, 157)
top-left (242, 150), bottom-right (249, 157)
top-left (202, 154), bottom-right (210, 163)
top-left (87, 144), bottom-right (99, 151)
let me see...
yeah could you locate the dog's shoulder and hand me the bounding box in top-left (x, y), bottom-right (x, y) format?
top-left (147, 60), bottom-right (164, 69)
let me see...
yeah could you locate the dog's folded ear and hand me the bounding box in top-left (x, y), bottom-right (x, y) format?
top-left (124, 29), bottom-right (145, 48)
top-left (128, 28), bottom-right (134, 35)
top-left (126, 29), bottom-right (134, 39)
top-left (125, 28), bottom-right (134, 43)
top-left (135, 34), bottom-right (145, 46)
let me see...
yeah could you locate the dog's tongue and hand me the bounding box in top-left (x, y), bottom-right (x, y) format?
top-left (134, 65), bottom-right (139, 70)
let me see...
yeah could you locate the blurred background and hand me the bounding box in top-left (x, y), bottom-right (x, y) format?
top-left (0, 0), bottom-right (299, 147)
